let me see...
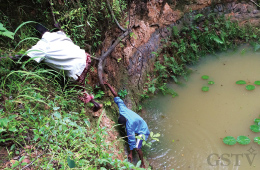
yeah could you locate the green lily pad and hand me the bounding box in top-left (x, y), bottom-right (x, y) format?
top-left (255, 118), bottom-right (260, 124)
top-left (223, 136), bottom-right (236, 145)
top-left (250, 125), bottom-right (260, 132)
top-left (202, 75), bottom-right (209, 80)
top-left (254, 81), bottom-right (260, 85)
top-left (236, 80), bottom-right (246, 85)
top-left (202, 86), bottom-right (209, 92)
top-left (208, 81), bottom-right (215, 85)
top-left (237, 136), bottom-right (251, 145)
top-left (246, 85), bottom-right (255, 91)
top-left (254, 137), bottom-right (260, 144)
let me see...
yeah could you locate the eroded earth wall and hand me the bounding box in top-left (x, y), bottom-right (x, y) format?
top-left (98, 0), bottom-right (260, 108)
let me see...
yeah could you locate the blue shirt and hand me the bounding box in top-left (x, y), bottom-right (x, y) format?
top-left (114, 97), bottom-right (150, 150)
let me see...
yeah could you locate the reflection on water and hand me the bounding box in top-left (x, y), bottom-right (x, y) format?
top-left (142, 46), bottom-right (260, 170)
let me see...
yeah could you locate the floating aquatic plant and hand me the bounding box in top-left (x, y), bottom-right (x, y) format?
top-left (202, 86), bottom-right (209, 92)
top-left (201, 75), bottom-right (209, 80)
top-left (223, 136), bottom-right (236, 145)
top-left (237, 136), bottom-right (250, 145)
top-left (208, 81), bottom-right (215, 85)
top-left (246, 85), bottom-right (255, 91)
top-left (254, 137), bottom-right (260, 145)
top-left (236, 80), bottom-right (246, 85)
top-left (250, 125), bottom-right (260, 132)
top-left (254, 81), bottom-right (260, 85)
top-left (255, 118), bottom-right (260, 125)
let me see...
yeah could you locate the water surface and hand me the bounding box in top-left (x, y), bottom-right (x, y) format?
top-left (143, 46), bottom-right (260, 170)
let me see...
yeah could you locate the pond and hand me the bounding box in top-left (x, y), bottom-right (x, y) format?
top-left (143, 45), bottom-right (260, 170)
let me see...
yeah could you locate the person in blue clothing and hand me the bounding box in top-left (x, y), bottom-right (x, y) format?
top-left (104, 82), bottom-right (150, 168)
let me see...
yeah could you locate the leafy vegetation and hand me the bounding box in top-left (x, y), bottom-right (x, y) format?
top-left (250, 125), bottom-right (260, 132)
top-left (223, 136), bottom-right (251, 145)
top-left (118, 89), bottom-right (128, 99)
top-left (235, 80), bottom-right (260, 90)
top-left (246, 85), bottom-right (255, 91)
top-left (2, 0), bottom-right (260, 168)
top-left (50, 0), bottom-right (127, 51)
top-left (208, 81), bottom-right (214, 85)
top-left (201, 86), bottom-right (209, 92)
top-left (0, 23), bottom-right (14, 39)
top-left (200, 75), bottom-right (214, 91)
top-left (236, 80), bottom-right (246, 84)
top-left (0, 56), bottom-right (146, 169)
top-left (146, 13), bottom-right (260, 98)
top-left (135, 132), bottom-right (160, 148)
top-left (224, 115), bottom-right (260, 146)
top-left (223, 136), bottom-right (236, 145)
top-left (0, 0), bottom-right (146, 169)
top-left (201, 75), bottom-right (209, 80)
top-left (254, 81), bottom-right (260, 85)
top-left (237, 136), bottom-right (251, 145)
top-left (94, 90), bottom-right (105, 99)
top-left (254, 137), bottom-right (260, 145)
top-left (254, 118), bottom-right (260, 125)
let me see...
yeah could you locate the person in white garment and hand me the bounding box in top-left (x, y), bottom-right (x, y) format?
top-left (19, 23), bottom-right (102, 111)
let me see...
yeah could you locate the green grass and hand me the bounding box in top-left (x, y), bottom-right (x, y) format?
top-left (0, 57), bottom-right (143, 169)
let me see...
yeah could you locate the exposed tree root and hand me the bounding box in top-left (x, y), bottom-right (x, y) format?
top-left (98, 29), bottom-right (130, 90)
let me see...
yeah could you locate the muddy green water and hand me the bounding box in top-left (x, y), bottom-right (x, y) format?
top-left (143, 46), bottom-right (260, 170)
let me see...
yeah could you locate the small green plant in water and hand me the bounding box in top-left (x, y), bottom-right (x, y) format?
top-left (250, 125), bottom-right (260, 132)
top-left (235, 80), bottom-right (256, 90)
top-left (201, 75), bottom-right (209, 80)
top-left (236, 80), bottom-right (246, 84)
top-left (223, 136), bottom-right (236, 145)
top-left (224, 115), bottom-right (260, 146)
top-left (246, 85), bottom-right (255, 91)
top-left (208, 81), bottom-right (215, 85)
top-left (202, 86), bottom-right (209, 92)
top-left (237, 136), bottom-right (250, 145)
top-left (254, 118), bottom-right (260, 125)
top-left (254, 137), bottom-right (260, 145)
top-left (254, 81), bottom-right (260, 85)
